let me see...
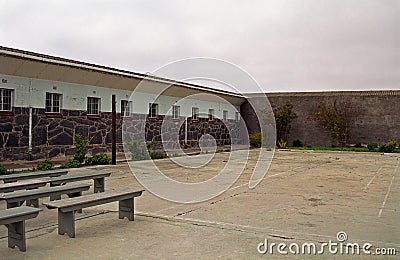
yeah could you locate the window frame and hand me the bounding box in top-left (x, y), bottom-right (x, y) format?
top-left (0, 88), bottom-right (13, 112)
top-left (235, 111), bottom-right (240, 122)
top-left (121, 100), bottom-right (133, 117)
top-left (148, 103), bottom-right (158, 118)
top-left (208, 108), bottom-right (214, 121)
top-left (223, 110), bottom-right (228, 121)
top-left (87, 97), bottom-right (101, 115)
top-left (192, 107), bottom-right (199, 121)
top-left (172, 105), bottom-right (180, 119)
top-left (45, 92), bottom-right (62, 113)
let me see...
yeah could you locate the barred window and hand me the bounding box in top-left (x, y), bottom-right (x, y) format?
top-left (149, 103), bottom-right (158, 118)
top-left (121, 100), bottom-right (132, 117)
top-left (45, 93), bottom-right (62, 113)
top-left (223, 110), bottom-right (228, 121)
top-left (208, 108), bottom-right (214, 121)
top-left (0, 88), bottom-right (13, 111)
top-left (172, 105), bottom-right (180, 119)
top-left (192, 107), bottom-right (199, 120)
top-left (235, 111), bottom-right (240, 122)
top-left (87, 97), bottom-right (101, 115)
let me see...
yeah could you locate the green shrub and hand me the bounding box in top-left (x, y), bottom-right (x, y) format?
top-left (127, 139), bottom-right (150, 160)
top-left (37, 159), bottom-right (53, 171)
top-left (367, 143), bottom-right (378, 151)
top-left (354, 143), bottom-right (363, 148)
top-left (277, 139), bottom-right (287, 149)
top-left (86, 153), bottom-right (111, 165)
top-left (379, 140), bottom-right (398, 153)
top-left (292, 139), bottom-right (303, 147)
top-left (249, 132), bottom-right (262, 148)
top-left (60, 159), bottom-right (82, 169)
top-left (73, 134), bottom-right (89, 163)
top-left (146, 140), bottom-right (158, 149)
top-left (0, 164), bottom-right (7, 175)
top-left (150, 152), bottom-right (166, 160)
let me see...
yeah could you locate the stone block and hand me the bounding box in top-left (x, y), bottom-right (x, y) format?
top-left (33, 127), bottom-right (47, 146)
top-left (0, 123), bottom-right (13, 132)
top-left (48, 132), bottom-right (73, 145)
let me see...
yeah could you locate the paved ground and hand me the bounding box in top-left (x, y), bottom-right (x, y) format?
top-left (0, 150), bottom-right (399, 259)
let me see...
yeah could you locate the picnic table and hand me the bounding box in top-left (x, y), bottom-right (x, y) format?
top-left (1, 183), bottom-right (91, 208)
top-left (0, 206), bottom-right (42, 251)
top-left (44, 188), bottom-right (144, 238)
top-left (49, 171), bottom-right (111, 193)
top-left (0, 169), bottom-right (68, 183)
top-left (0, 179), bottom-right (48, 193)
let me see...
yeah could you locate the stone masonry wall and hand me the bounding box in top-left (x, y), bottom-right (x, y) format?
top-left (241, 91), bottom-right (400, 146)
top-left (0, 108), bottom-right (239, 161)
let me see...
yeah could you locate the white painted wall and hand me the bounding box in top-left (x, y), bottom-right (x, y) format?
top-left (0, 73), bottom-right (240, 119)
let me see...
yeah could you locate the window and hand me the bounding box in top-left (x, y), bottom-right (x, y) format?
top-left (0, 88), bottom-right (13, 111)
top-left (149, 103), bottom-right (158, 118)
top-left (235, 112), bottom-right (240, 122)
top-left (223, 110), bottom-right (228, 121)
top-left (208, 109), bottom-right (214, 121)
top-left (45, 93), bottom-right (62, 113)
top-left (192, 107), bottom-right (199, 120)
top-left (172, 105), bottom-right (180, 119)
top-left (121, 100), bottom-right (132, 117)
top-left (87, 97), bottom-right (101, 115)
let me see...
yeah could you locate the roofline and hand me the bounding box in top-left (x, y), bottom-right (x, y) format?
top-left (245, 89), bottom-right (400, 97)
top-left (0, 46), bottom-right (244, 99)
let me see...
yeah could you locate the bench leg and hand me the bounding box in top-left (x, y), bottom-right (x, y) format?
top-left (49, 183), bottom-right (62, 200)
top-left (26, 198), bottom-right (39, 208)
top-left (58, 210), bottom-right (75, 238)
top-left (7, 221), bottom-right (27, 252)
top-left (67, 192), bottom-right (83, 213)
top-left (4, 180), bottom-right (17, 184)
top-left (7, 201), bottom-right (22, 209)
top-left (94, 178), bottom-right (105, 193)
top-left (119, 198), bottom-right (134, 221)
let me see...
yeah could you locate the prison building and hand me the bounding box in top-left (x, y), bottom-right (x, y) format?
top-left (0, 46), bottom-right (244, 161)
top-left (1, 46), bottom-right (399, 161)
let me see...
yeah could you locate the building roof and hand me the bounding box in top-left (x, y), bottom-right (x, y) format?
top-left (0, 46), bottom-right (245, 105)
top-left (245, 90), bottom-right (400, 97)
top-left (1, 46), bottom-right (397, 103)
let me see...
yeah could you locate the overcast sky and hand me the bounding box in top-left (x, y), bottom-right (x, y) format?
top-left (0, 0), bottom-right (399, 93)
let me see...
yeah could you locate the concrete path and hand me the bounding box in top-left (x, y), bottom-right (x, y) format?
top-left (0, 150), bottom-right (399, 259)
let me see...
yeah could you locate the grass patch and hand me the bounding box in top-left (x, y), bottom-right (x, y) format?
top-left (288, 146), bottom-right (400, 153)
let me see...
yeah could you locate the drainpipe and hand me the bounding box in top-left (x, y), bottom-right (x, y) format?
top-left (28, 78), bottom-right (33, 160)
top-left (184, 116), bottom-right (188, 147)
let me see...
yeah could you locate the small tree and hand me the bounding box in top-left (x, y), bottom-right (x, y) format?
top-left (310, 99), bottom-right (357, 147)
top-left (273, 103), bottom-right (297, 146)
top-left (73, 134), bottom-right (89, 163)
top-left (0, 164), bottom-right (7, 175)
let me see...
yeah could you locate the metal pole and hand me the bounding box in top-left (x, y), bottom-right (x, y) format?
top-left (28, 107), bottom-right (33, 158)
top-left (185, 116), bottom-right (188, 145)
top-left (28, 78), bottom-right (33, 160)
top-left (111, 95), bottom-right (116, 165)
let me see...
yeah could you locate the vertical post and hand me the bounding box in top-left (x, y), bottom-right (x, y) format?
top-left (28, 106), bottom-right (33, 160)
top-left (185, 116), bottom-right (188, 147)
top-left (112, 95), bottom-right (117, 165)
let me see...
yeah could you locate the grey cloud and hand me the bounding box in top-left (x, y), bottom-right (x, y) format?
top-left (0, 0), bottom-right (398, 92)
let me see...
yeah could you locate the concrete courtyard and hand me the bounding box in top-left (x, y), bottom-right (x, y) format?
top-left (0, 150), bottom-right (399, 259)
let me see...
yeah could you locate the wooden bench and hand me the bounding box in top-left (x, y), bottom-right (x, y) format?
top-left (0, 183), bottom-right (91, 208)
top-left (49, 171), bottom-right (111, 193)
top-left (0, 179), bottom-right (48, 193)
top-left (43, 188), bottom-right (144, 238)
top-left (0, 206), bottom-right (41, 251)
top-left (0, 169), bottom-right (68, 183)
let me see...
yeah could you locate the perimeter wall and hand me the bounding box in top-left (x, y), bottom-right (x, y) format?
top-left (241, 90), bottom-right (400, 146)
